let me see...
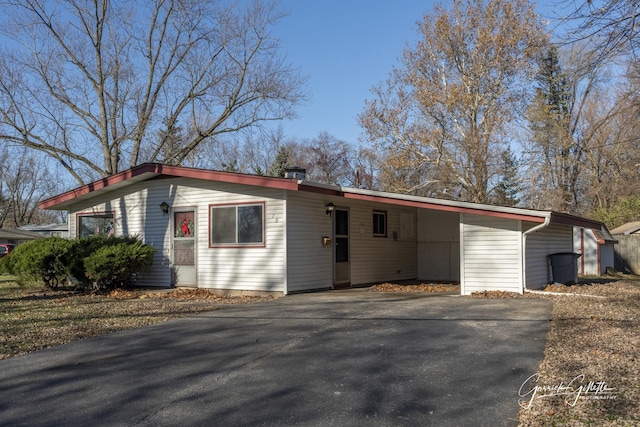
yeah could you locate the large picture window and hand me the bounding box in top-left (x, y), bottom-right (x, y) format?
top-left (210, 203), bottom-right (264, 246)
top-left (78, 213), bottom-right (115, 237)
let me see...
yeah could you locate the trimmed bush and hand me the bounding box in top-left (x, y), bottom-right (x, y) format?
top-left (67, 235), bottom-right (140, 287)
top-left (6, 237), bottom-right (74, 288)
top-left (84, 240), bottom-right (156, 291)
top-left (5, 235), bottom-right (156, 291)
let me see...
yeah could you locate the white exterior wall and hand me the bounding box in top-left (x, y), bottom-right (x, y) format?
top-left (460, 214), bottom-right (522, 295)
top-left (68, 177), bottom-right (287, 291)
top-left (348, 200), bottom-right (417, 285)
top-left (524, 223), bottom-right (573, 289)
top-left (286, 193), bottom-right (417, 291)
top-left (286, 192), bottom-right (334, 292)
top-left (416, 209), bottom-right (460, 281)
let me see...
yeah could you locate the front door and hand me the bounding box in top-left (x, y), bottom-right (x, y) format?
top-left (172, 209), bottom-right (196, 286)
top-left (334, 208), bottom-right (350, 288)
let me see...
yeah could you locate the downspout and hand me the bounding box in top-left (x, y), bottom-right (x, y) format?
top-left (522, 214), bottom-right (551, 293)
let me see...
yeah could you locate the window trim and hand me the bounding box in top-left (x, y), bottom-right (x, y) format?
top-left (76, 211), bottom-right (115, 238)
top-left (208, 202), bottom-right (266, 248)
top-left (373, 210), bottom-right (387, 237)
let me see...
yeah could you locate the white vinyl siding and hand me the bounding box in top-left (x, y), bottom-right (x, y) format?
top-left (285, 193), bottom-right (417, 291)
top-left (67, 177), bottom-right (286, 291)
top-left (524, 223), bottom-right (572, 289)
top-left (349, 200), bottom-right (417, 284)
top-left (285, 192), bottom-right (334, 292)
top-left (461, 214), bottom-right (522, 295)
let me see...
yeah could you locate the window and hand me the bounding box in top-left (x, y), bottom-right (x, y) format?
top-left (373, 210), bottom-right (387, 237)
top-left (78, 213), bottom-right (115, 237)
top-left (210, 203), bottom-right (264, 246)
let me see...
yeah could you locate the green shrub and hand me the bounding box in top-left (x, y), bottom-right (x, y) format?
top-left (7, 237), bottom-right (74, 288)
top-left (0, 254), bottom-right (11, 274)
top-left (84, 240), bottom-right (156, 291)
top-left (5, 235), bottom-right (155, 291)
top-left (67, 235), bottom-right (139, 286)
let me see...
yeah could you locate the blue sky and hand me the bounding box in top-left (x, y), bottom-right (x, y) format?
top-left (273, 1), bottom-right (434, 145)
top-left (271, 0), bottom-right (567, 147)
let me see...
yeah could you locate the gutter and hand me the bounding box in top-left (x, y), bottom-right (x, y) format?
top-left (522, 214), bottom-right (551, 293)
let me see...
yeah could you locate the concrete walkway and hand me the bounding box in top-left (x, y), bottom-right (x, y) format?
top-left (0, 290), bottom-right (552, 426)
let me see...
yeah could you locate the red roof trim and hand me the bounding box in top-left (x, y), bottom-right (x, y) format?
top-left (38, 163), bottom-right (605, 230)
top-left (341, 192), bottom-right (546, 223)
top-left (39, 163), bottom-right (300, 209)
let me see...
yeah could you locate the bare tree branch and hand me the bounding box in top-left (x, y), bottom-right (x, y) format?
top-left (0, 0), bottom-right (307, 185)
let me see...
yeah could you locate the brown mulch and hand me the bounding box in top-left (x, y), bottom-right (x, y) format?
top-left (369, 281), bottom-right (460, 293)
top-left (107, 287), bottom-right (276, 304)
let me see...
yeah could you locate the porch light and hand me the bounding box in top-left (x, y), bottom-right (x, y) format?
top-left (325, 203), bottom-right (335, 216)
top-left (160, 201), bottom-right (170, 215)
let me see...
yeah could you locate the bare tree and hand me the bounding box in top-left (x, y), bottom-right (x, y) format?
top-left (0, 148), bottom-right (62, 228)
top-left (359, 0), bottom-right (547, 203)
top-left (557, 0), bottom-right (640, 61)
top-left (0, 0), bottom-right (307, 185)
top-left (296, 132), bottom-right (354, 186)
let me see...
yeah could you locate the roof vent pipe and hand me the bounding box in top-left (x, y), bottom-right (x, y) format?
top-left (284, 167), bottom-right (306, 180)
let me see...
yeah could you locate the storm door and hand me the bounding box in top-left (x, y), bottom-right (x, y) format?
top-left (334, 208), bottom-right (350, 287)
top-left (172, 209), bottom-right (196, 286)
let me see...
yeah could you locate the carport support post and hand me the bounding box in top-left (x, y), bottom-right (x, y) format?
top-left (522, 215), bottom-right (551, 293)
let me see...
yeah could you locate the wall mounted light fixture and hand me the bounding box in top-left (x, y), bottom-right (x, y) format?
top-left (325, 202), bottom-right (335, 216)
top-left (160, 201), bottom-right (170, 216)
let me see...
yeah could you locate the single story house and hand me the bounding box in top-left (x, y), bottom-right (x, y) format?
top-left (0, 228), bottom-right (44, 245)
top-left (39, 163), bottom-right (606, 295)
top-left (610, 221), bottom-right (640, 235)
top-left (18, 223), bottom-right (69, 238)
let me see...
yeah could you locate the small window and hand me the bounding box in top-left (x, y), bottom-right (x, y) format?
top-left (210, 203), bottom-right (264, 246)
top-left (78, 213), bottom-right (115, 237)
top-left (373, 210), bottom-right (387, 237)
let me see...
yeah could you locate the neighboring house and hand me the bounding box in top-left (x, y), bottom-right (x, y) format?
top-left (18, 223), bottom-right (69, 238)
top-left (39, 163), bottom-right (605, 295)
top-left (0, 228), bottom-right (44, 245)
top-left (573, 226), bottom-right (617, 276)
top-left (610, 221), bottom-right (640, 235)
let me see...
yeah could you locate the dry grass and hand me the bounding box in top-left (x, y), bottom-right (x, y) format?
top-left (0, 278), bottom-right (277, 360)
top-left (517, 280), bottom-right (640, 426)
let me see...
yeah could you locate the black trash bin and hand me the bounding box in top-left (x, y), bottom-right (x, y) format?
top-left (548, 252), bottom-right (581, 284)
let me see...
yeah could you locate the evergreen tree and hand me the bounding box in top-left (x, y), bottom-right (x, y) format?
top-left (526, 45), bottom-right (579, 212)
top-left (492, 147), bottom-right (520, 207)
top-left (221, 160), bottom-right (240, 173)
top-left (267, 147), bottom-right (290, 178)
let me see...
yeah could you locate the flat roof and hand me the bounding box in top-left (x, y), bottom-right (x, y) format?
top-left (39, 163), bottom-right (603, 229)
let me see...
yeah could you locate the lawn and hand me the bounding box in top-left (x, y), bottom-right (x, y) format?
top-left (516, 279), bottom-right (640, 426)
top-left (0, 276), bottom-right (275, 360)
top-left (1, 275), bottom-right (639, 425)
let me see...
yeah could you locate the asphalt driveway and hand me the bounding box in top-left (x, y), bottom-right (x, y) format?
top-left (0, 290), bottom-right (552, 426)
